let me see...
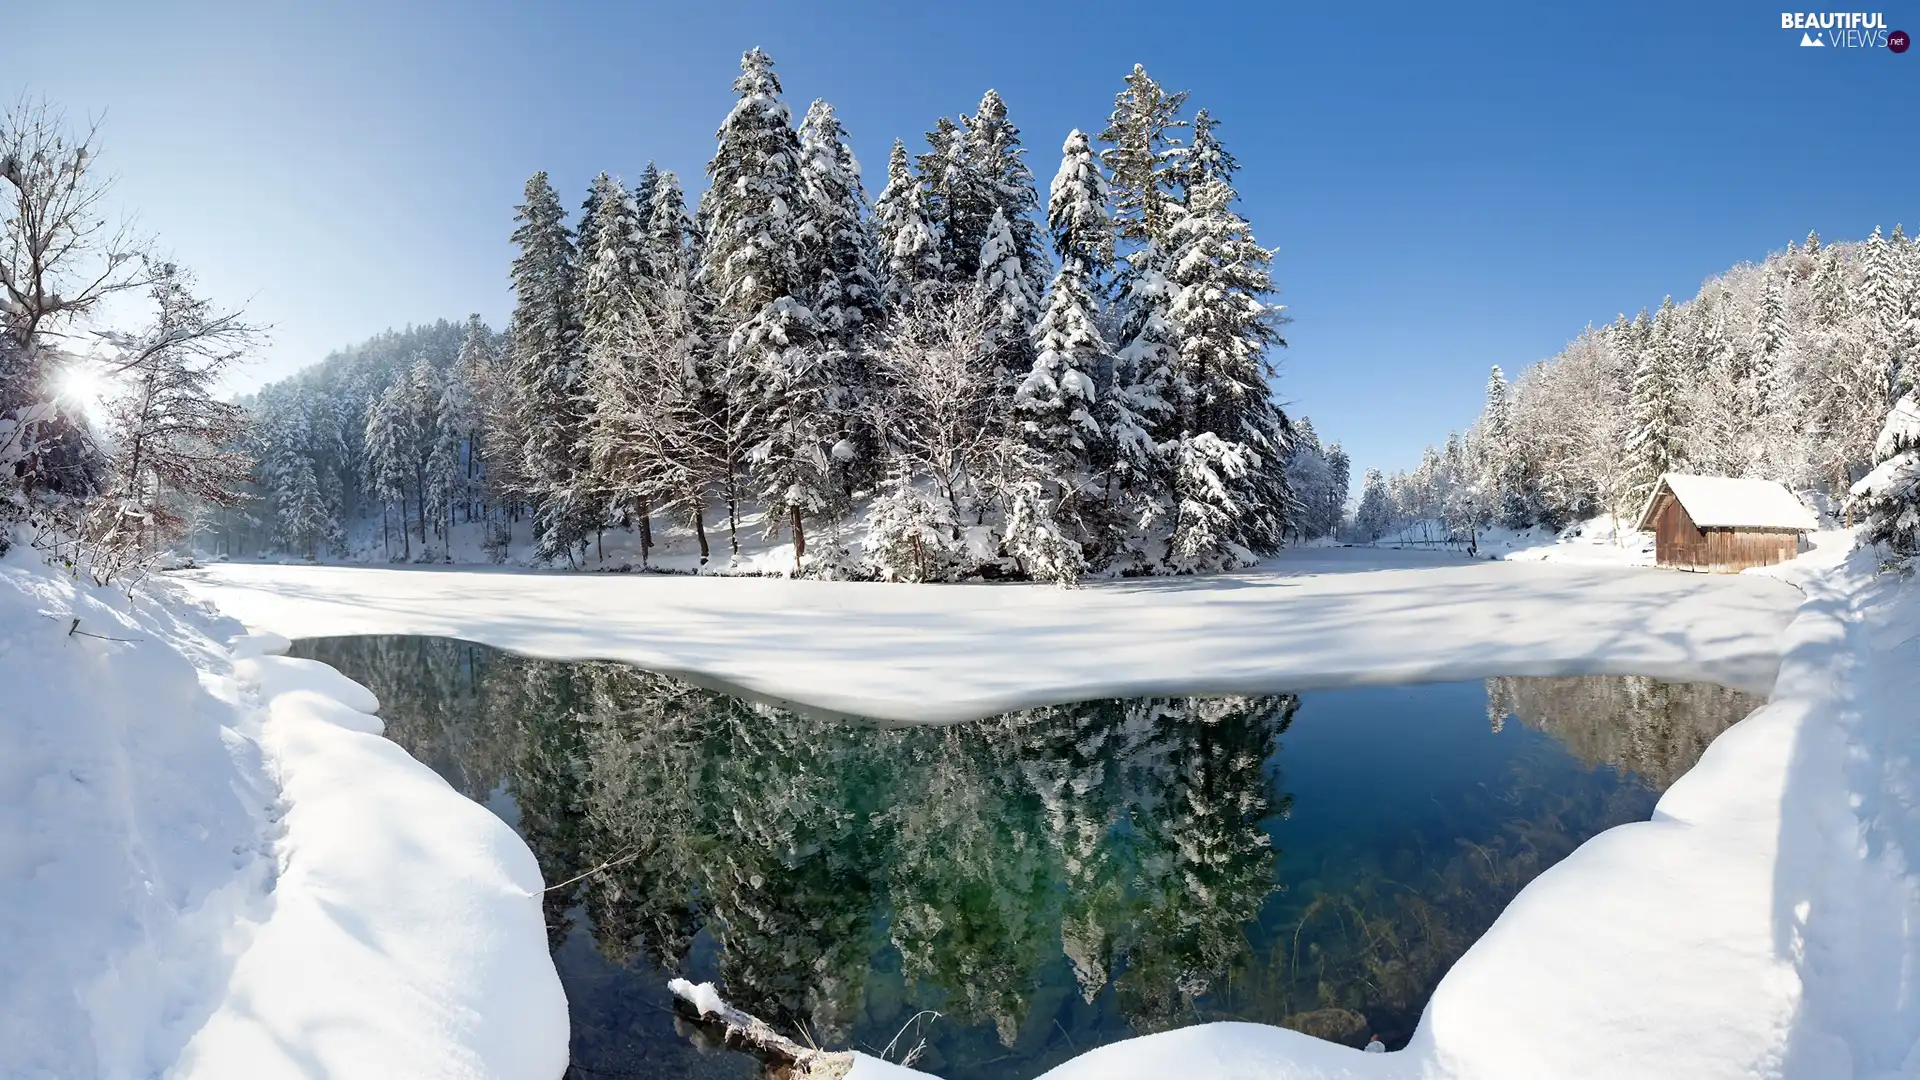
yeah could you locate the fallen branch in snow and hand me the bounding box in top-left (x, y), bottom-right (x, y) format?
top-left (666, 978), bottom-right (854, 1079)
top-left (45, 614), bottom-right (143, 643)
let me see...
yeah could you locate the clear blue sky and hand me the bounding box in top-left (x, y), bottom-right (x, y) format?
top-left (5, 0), bottom-right (1914, 479)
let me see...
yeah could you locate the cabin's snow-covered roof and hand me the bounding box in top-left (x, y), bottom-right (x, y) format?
top-left (1636, 473), bottom-right (1818, 532)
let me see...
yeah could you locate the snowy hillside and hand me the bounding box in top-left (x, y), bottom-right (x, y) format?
top-left (0, 543), bottom-right (566, 1079)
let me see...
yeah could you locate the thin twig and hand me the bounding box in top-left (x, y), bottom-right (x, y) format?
top-left (544, 848), bottom-right (642, 893)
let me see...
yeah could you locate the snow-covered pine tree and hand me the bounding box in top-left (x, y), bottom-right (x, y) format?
top-left (1755, 270), bottom-right (1787, 416)
top-left (1353, 468), bottom-right (1391, 541)
top-left (508, 170), bottom-right (592, 564)
top-left (1479, 365), bottom-right (1531, 528)
top-left (425, 377), bottom-right (461, 554)
top-left (1009, 131), bottom-right (1109, 581)
top-left (643, 172), bottom-right (694, 301)
top-left (702, 48), bottom-right (832, 574)
top-left (963, 90), bottom-right (1047, 305)
top-left (1099, 64), bottom-right (1189, 247)
top-left (1326, 441), bottom-right (1351, 534)
top-left (918, 116), bottom-right (993, 284)
top-left (872, 140), bottom-right (944, 306)
top-left (975, 207), bottom-right (1044, 390)
top-left (363, 382), bottom-right (415, 558)
top-left (631, 162), bottom-right (661, 259)
top-left (1624, 296), bottom-right (1687, 513)
top-left (796, 99), bottom-right (884, 499)
top-left (1163, 171), bottom-right (1291, 566)
top-left (1863, 225), bottom-right (1907, 401)
top-left (578, 167), bottom-right (658, 560)
top-left (1851, 392), bottom-right (1920, 561)
top-left (1096, 74), bottom-right (1181, 435)
top-left (1174, 108), bottom-right (1237, 196)
top-left (580, 173), bottom-right (647, 358)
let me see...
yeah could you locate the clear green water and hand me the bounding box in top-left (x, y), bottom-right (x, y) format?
top-left (286, 636), bottom-right (1762, 1080)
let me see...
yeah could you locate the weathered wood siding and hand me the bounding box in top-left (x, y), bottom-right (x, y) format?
top-left (1650, 490), bottom-right (1801, 572)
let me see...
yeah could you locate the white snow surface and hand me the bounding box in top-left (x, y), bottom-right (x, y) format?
top-left (0, 543), bottom-right (566, 1080)
top-left (1638, 473), bottom-right (1821, 532)
top-left (174, 545), bottom-right (1802, 723)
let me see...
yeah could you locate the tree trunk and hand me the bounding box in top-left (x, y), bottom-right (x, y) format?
top-left (726, 472), bottom-right (741, 557)
top-left (791, 505), bottom-right (805, 575)
top-left (401, 498), bottom-right (411, 559)
top-left (639, 501), bottom-right (653, 567)
top-left (692, 506), bottom-right (710, 565)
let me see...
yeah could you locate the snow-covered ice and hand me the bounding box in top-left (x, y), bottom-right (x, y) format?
top-left (175, 545), bottom-right (1802, 723)
top-left (1, 544), bottom-right (566, 1080)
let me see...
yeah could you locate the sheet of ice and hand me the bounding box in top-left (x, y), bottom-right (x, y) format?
top-left (176, 545), bottom-right (1802, 723)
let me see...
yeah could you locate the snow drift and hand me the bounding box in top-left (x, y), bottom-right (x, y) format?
top-left (0, 544), bottom-right (567, 1079)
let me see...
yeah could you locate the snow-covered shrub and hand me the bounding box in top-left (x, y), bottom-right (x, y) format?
top-left (1002, 480), bottom-right (1085, 585)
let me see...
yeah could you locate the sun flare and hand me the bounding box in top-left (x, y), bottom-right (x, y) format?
top-left (55, 362), bottom-right (113, 418)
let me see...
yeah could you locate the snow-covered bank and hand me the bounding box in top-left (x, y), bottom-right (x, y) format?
top-left (0, 547), bottom-right (567, 1079)
top-left (176, 546), bottom-right (1802, 723)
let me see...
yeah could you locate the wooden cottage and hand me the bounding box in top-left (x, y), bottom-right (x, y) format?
top-left (1635, 473), bottom-right (1816, 572)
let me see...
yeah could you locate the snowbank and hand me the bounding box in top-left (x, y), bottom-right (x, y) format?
top-left (174, 639), bottom-right (568, 1079)
top-left (176, 545), bottom-right (1801, 723)
top-left (0, 545), bottom-right (566, 1079)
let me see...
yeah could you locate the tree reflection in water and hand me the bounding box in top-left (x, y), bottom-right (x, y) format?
top-left (289, 637), bottom-right (1761, 1080)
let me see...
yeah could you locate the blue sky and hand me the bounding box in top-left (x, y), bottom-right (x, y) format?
top-left (5, 0), bottom-right (1914, 479)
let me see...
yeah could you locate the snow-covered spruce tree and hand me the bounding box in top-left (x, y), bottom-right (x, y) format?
top-left (702, 48), bottom-right (832, 574)
top-left (507, 170), bottom-right (592, 564)
top-left (974, 207), bottom-right (1044, 391)
top-left (1353, 467), bottom-right (1392, 541)
top-left (1851, 393), bottom-right (1920, 562)
top-left (363, 381), bottom-right (415, 558)
top-left (1100, 64), bottom-right (1189, 248)
top-left (872, 139), bottom-right (944, 306)
top-left (1478, 365), bottom-right (1528, 529)
top-left (1325, 441), bottom-right (1352, 534)
top-left (796, 99), bottom-right (884, 500)
top-left (631, 162), bottom-right (661, 253)
top-left (580, 173), bottom-right (646, 357)
top-left (919, 115), bottom-right (994, 285)
top-left (1163, 172), bottom-right (1291, 567)
top-left (1623, 297), bottom-right (1686, 514)
top-left (644, 171), bottom-right (695, 298)
top-left (452, 315), bottom-right (502, 525)
top-left (1010, 130), bottom-right (1109, 582)
top-left (1100, 67), bottom-right (1186, 540)
top-left (1863, 225), bottom-right (1909, 401)
top-left (577, 171), bottom-right (659, 559)
top-left (963, 89), bottom-right (1048, 384)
